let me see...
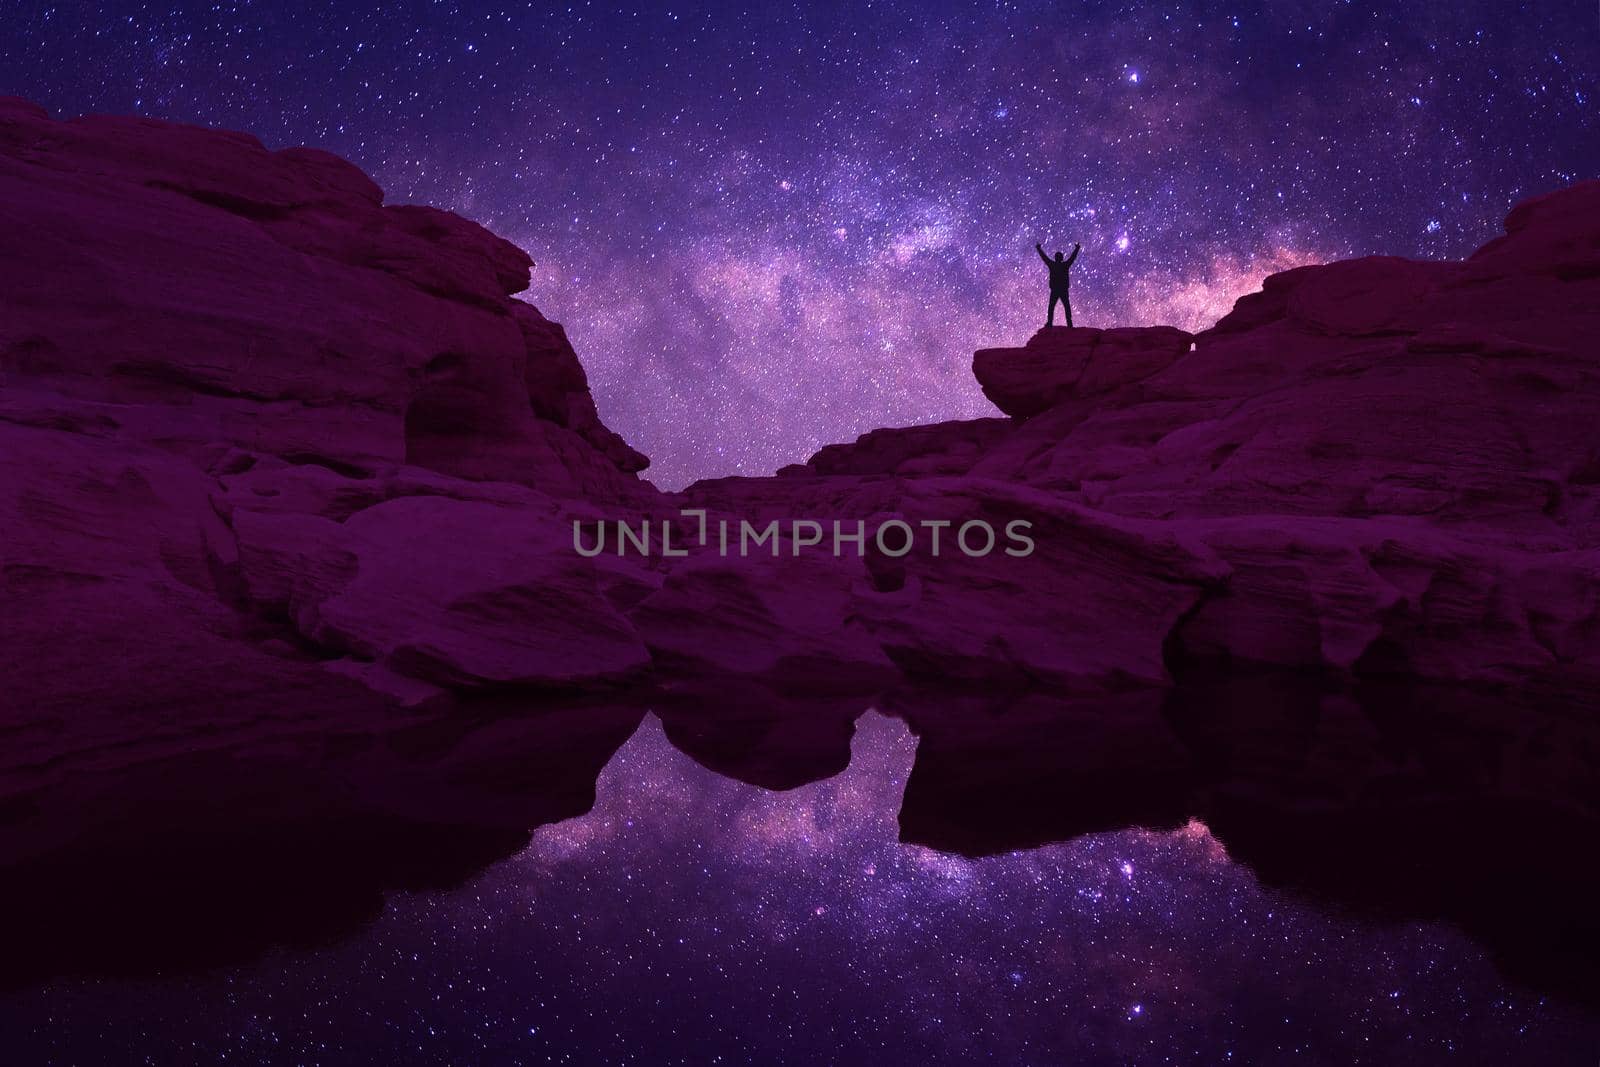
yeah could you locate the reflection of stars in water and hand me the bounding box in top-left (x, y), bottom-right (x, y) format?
top-left (5, 712), bottom-right (1599, 1063)
top-left (418, 716), bottom-right (1572, 1059)
top-left (5, 3), bottom-right (1596, 486)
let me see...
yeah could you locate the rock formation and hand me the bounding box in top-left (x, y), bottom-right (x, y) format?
top-left (6, 97), bottom-right (1600, 724)
top-left (972, 324), bottom-right (1194, 417)
top-left (5, 101), bottom-right (1600, 996)
top-left (0, 96), bottom-right (658, 734)
top-left (689, 181), bottom-right (1600, 699)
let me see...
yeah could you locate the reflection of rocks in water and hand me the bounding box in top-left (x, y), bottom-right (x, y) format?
top-left (887, 685), bottom-right (1197, 854)
top-left (891, 671), bottom-right (1600, 1006)
top-left (0, 698), bottom-right (644, 987)
top-left (1173, 673), bottom-right (1600, 1006)
top-left (6, 668), bottom-right (1600, 1008)
top-left (651, 679), bottom-right (869, 791)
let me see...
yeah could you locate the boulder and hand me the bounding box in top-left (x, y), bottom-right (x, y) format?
top-left (972, 325), bottom-right (1193, 417)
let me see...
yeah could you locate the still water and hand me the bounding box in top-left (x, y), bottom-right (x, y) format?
top-left (3, 710), bottom-right (1598, 1064)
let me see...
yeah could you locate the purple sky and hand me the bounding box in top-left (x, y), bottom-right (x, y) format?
top-left (4, 2), bottom-right (1596, 486)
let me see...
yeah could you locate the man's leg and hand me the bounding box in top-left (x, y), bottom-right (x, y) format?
top-left (1047, 293), bottom-right (1059, 326)
top-left (1063, 294), bottom-right (1073, 328)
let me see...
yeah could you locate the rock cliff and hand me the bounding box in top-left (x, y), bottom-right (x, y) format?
top-left (6, 104), bottom-right (1600, 995)
top-left (0, 97), bottom-right (658, 757)
top-left (4, 98), bottom-right (1600, 760)
top-left (690, 181), bottom-right (1600, 697)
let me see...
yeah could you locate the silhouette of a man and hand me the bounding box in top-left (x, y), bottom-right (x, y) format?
top-left (1036, 242), bottom-right (1081, 327)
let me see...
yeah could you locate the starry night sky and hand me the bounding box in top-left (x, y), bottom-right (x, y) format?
top-left (2, 2), bottom-right (1596, 486)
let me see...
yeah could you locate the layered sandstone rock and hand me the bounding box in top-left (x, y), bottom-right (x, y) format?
top-left (5, 97), bottom-right (1600, 736)
top-left (0, 95), bottom-right (645, 496)
top-left (0, 97), bottom-right (659, 751)
top-left (4, 103), bottom-right (1600, 996)
top-left (690, 180), bottom-right (1600, 696)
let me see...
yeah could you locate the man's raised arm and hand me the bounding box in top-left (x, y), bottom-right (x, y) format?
top-left (1035, 242), bottom-right (1052, 265)
top-left (1065, 243), bottom-right (1081, 267)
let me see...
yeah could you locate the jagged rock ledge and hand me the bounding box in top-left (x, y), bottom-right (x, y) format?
top-left (972, 325), bottom-right (1194, 417)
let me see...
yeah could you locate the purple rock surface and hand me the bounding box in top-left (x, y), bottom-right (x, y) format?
top-left (4, 99), bottom-right (1600, 811)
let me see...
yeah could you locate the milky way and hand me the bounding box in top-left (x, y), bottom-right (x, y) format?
top-left (4, 2), bottom-right (1595, 486)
